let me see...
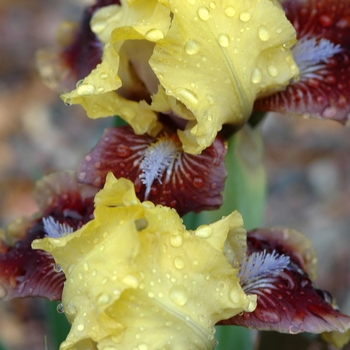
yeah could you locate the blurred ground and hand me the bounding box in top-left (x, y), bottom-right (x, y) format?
top-left (0, 1), bottom-right (349, 350)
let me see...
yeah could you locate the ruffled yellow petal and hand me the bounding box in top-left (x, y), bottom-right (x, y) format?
top-left (61, 0), bottom-right (171, 136)
top-left (150, 0), bottom-right (298, 153)
top-left (32, 173), bottom-right (255, 350)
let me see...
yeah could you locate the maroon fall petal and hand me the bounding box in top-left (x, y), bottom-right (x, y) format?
top-left (254, 0), bottom-right (350, 124)
top-left (219, 228), bottom-right (350, 334)
top-left (77, 126), bottom-right (227, 216)
top-left (0, 172), bottom-right (96, 301)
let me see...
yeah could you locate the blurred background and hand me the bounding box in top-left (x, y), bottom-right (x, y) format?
top-left (0, 1), bottom-right (349, 349)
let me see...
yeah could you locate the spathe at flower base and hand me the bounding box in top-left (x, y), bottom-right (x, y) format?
top-left (33, 174), bottom-right (256, 350)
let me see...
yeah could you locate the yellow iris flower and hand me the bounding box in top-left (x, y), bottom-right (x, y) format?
top-left (61, 0), bottom-right (298, 154)
top-left (32, 173), bottom-right (256, 350)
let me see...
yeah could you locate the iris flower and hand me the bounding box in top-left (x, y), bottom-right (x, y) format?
top-left (32, 173), bottom-right (256, 350)
top-left (60, 0), bottom-right (298, 153)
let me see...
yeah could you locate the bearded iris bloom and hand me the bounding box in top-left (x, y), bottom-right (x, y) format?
top-left (60, 0), bottom-right (299, 154)
top-left (32, 173), bottom-right (256, 350)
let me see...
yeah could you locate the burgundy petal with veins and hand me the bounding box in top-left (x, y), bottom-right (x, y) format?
top-left (254, 0), bottom-right (350, 124)
top-left (0, 172), bottom-right (96, 301)
top-left (219, 228), bottom-right (350, 334)
top-left (61, 0), bottom-right (120, 82)
top-left (77, 126), bottom-right (227, 216)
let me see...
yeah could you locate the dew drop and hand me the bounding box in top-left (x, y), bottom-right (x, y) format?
top-left (169, 286), bottom-right (188, 306)
top-left (224, 6), bottom-right (235, 17)
top-left (77, 83), bottom-right (95, 96)
top-left (100, 72), bottom-right (108, 79)
top-left (170, 234), bottom-right (183, 247)
top-left (251, 67), bottom-right (262, 84)
top-left (137, 344), bottom-right (148, 350)
top-left (53, 263), bottom-right (62, 273)
top-left (122, 275), bottom-right (139, 288)
top-left (97, 293), bottom-right (110, 305)
top-left (77, 323), bottom-right (85, 332)
top-left (116, 144), bottom-right (131, 157)
top-left (289, 325), bottom-right (300, 334)
top-left (218, 33), bottom-right (230, 47)
top-left (239, 12), bottom-right (251, 22)
top-left (195, 225), bottom-right (213, 238)
top-left (56, 303), bottom-right (65, 313)
top-left (120, 106), bottom-right (136, 120)
top-left (174, 256), bottom-right (185, 269)
top-left (267, 65), bottom-right (278, 77)
top-left (165, 321), bottom-right (173, 327)
top-left (186, 0), bottom-right (195, 4)
top-left (97, 87), bottom-right (105, 93)
top-left (175, 88), bottom-right (198, 105)
top-left (322, 106), bottom-right (337, 118)
top-left (185, 40), bottom-right (200, 55)
top-left (64, 98), bottom-right (72, 106)
top-left (206, 94), bottom-right (214, 105)
top-left (145, 29), bottom-right (164, 41)
top-left (258, 25), bottom-right (270, 41)
top-left (76, 79), bottom-right (84, 88)
top-left (193, 176), bottom-right (204, 188)
top-left (318, 14), bottom-right (333, 27)
top-left (198, 7), bottom-right (210, 21)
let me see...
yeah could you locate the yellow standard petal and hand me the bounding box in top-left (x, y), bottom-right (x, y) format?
top-left (61, 0), bottom-right (172, 136)
top-left (150, 0), bottom-right (298, 153)
top-left (32, 173), bottom-right (256, 350)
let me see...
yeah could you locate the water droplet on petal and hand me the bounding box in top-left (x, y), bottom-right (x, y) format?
top-left (53, 264), bottom-right (62, 273)
top-left (137, 344), bottom-right (149, 350)
top-left (185, 40), bottom-right (200, 55)
top-left (145, 29), bottom-right (164, 41)
top-left (195, 225), bottom-right (213, 238)
top-left (218, 34), bottom-right (230, 47)
top-left (174, 257), bottom-right (185, 269)
top-left (224, 6), bottom-right (235, 17)
top-left (77, 83), bottom-right (95, 96)
top-left (77, 324), bottom-right (85, 332)
top-left (322, 106), bottom-right (337, 118)
top-left (100, 73), bottom-right (108, 79)
top-left (122, 275), bottom-right (139, 288)
top-left (97, 293), bottom-right (110, 305)
top-left (116, 144), bottom-right (131, 157)
top-left (175, 88), bottom-right (198, 105)
top-left (169, 286), bottom-right (188, 306)
top-left (318, 14), bottom-right (333, 27)
top-left (186, 0), bottom-right (195, 4)
top-left (198, 7), bottom-right (210, 21)
top-left (258, 25), bottom-right (270, 41)
top-left (170, 234), bottom-right (183, 247)
top-left (267, 65), bottom-right (278, 77)
top-left (57, 303), bottom-right (65, 313)
top-left (289, 325), bottom-right (300, 334)
top-left (240, 12), bottom-right (251, 22)
top-left (251, 67), bottom-right (262, 84)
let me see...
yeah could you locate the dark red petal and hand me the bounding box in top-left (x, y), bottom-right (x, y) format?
top-left (77, 126), bottom-right (227, 216)
top-left (61, 0), bottom-right (120, 82)
top-left (254, 0), bottom-right (350, 124)
top-left (219, 228), bottom-right (350, 334)
top-left (0, 172), bottom-right (96, 301)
